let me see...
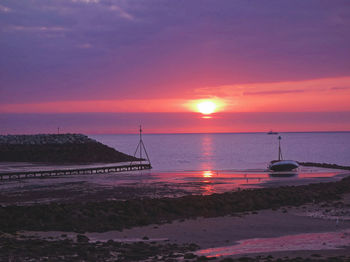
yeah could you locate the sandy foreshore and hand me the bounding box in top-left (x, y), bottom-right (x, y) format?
top-left (0, 164), bottom-right (347, 206)
top-left (1, 168), bottom-right (350, 261)
top-left (11, 197), bottom-right (350, 261)
top-left (22, 206), bottom-right (350, 248)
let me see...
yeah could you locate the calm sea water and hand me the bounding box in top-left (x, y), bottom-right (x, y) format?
top-left (90, 132), bottom-right (350, 172)
top-left (1, 132), bottom-right (349, 198)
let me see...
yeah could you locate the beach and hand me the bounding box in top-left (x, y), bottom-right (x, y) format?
top-left (1, 133), bottom-right (350, 261)
top-left (0, 163), bottom-right (347, 205)
top-left (1, 167), bottom-right (350, 261)
top-left (20, 201), bottom-right (350, 255)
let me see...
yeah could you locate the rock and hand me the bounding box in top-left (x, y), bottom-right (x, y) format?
top-left (184, 253), bottom-right (197, 259)
top-left (76, 234), bottom-right (89, 243)
top-left (0, 134), bottom-right (140, 163)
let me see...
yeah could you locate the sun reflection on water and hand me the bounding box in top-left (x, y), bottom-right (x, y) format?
top-left (201, 134), bottom-right (214, 171)
top-left (202, 170), bottom-right (213, 178)
top-left (202, 184), bottom-right (214, 195)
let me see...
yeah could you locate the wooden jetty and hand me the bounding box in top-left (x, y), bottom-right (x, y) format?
top-left (0, 126), bottom-right (153, 181)
top-left (0, 163), bottom-right (152, 181)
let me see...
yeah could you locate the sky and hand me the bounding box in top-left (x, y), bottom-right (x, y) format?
top-left (1, 0), bottom-right (350, 134)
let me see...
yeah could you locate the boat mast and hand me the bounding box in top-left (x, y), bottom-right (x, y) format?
top-left (278, 136), bottom-right (283, 161)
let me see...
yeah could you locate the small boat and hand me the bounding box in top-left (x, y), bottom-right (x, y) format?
top-left (269, 136), bottom-right (299, 172)
top-left (267, 130), bottom-right (278, 135)
top-left (269, 160), bottom-right (299, 172)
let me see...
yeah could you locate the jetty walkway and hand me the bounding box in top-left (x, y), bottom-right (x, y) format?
top-left (0, 163), bottom-right (152, 181)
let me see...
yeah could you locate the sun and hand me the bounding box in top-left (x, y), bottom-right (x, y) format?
top-left (197, 101), bottom-right (216, 115)
top-left (186, 98), bottom-right (225, 115)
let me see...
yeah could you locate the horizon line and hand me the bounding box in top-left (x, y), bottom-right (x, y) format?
top-left (89, 130), bottom-right (350, 135)
top-left (3, 130), bottom-right (350, 136)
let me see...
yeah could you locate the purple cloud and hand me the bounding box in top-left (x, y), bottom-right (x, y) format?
top-left (331, 86), bottom-right (350, 90)
top-left (243, 89), bottom-right (304, 96)
top-left (0, 0), bottom-right (350, 104)
top-left (2, 112), bottom-right (350, 134)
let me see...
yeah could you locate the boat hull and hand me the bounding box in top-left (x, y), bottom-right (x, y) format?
top-left (267, 131), bottom-right (278, 135)
top-left (269, 171), bottom-right (297, 177)
top-left (269, 160), bottom-right (299, 172)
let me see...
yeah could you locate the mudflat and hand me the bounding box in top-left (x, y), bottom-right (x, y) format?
top-left (2, 171), bottom-right (350, 261)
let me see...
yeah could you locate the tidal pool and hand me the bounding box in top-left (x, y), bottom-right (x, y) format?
top-left (196, 229), bottom-right (350, 258)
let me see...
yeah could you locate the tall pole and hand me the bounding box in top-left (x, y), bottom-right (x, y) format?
top-left (278, 136), bottom-right (283, 161)
top-left (130, 125), bottom-right (151, 167)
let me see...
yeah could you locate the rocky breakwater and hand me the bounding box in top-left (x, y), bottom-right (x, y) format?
top-left (298, 161), bottom-right (350, 171)
top-left (0, 134), bottom-right (139, 163)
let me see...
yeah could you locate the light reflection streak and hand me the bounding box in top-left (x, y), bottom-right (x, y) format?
top-left (200, 134), bottom-right (214, 171)
top-left (202, 184), bottom-right (214, 195)
top-left (298, 172), bottom-right (339, 178)
top-left (196, 229), bottom-right (350, 257)
top-left (203, 171), bottom-right (213, 178)
top-left (150, 170), bottom-right (340, 195)
top-left (201, 170), bottom-right (215, 194)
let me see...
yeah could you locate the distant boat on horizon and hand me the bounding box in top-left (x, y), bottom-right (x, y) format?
top-left (269, 136), bottom-right (299, 172)
top-left (267, 130), bottom-right (278, 135)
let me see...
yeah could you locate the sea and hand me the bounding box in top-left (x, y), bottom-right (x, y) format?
top-left (90, 132), bottom-right (350, 172)
top-left (1, 132), bottom-right (350, 197)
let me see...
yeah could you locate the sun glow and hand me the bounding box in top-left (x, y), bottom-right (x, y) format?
top-left (185, 98), bottom-right (226, 116)
top-left (197, 101), bottom-right (216, 115)
top-left (202, 171), bottom-right (213, 178)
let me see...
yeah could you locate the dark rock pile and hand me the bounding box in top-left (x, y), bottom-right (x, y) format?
top-left (0, 236), bottom-right (199, 262)
top-left (298, 161), bottom-right (350, 170)
top-left (0, 134), bottom-right (93, 145)
top-left (0, 236), bottom-right (348, 262)
top-left (0, 134), bottom-right (139, 163)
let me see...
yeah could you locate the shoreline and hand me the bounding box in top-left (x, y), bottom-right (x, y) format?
top-left (3, 196), bottom-right (350, 261)
top-left (2, 175), bottom-right (350, 232)
top-left (0, 166), bottom-right (348, 206)
top-left (2, 160), bottom-right (350, 172)
top-left (1, 162), bottom-right (350, 261)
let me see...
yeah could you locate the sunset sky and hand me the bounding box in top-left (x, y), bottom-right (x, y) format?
top-left (1, 0), bottom-right (350, 133)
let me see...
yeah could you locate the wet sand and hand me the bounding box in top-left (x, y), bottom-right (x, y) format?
top-left (0, 164), bottom-right (348, 205)
top-left (19, 194), bottom-right (350, 259)
top-left (2, 163), bottom-right (350, 260)
top-left (24, 209), bottom-right (350, 248)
